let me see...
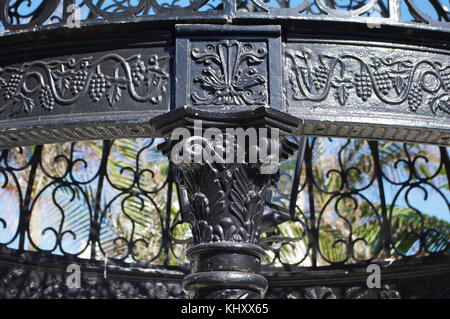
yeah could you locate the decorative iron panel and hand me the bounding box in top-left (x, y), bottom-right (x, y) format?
top-left (285, 39), bottom-right (450, 146)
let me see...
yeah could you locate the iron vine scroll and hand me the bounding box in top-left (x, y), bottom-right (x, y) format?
top-left (286, 50), bottom-right (450, 116)
top-left (0, 53), bottom-right (169, 118)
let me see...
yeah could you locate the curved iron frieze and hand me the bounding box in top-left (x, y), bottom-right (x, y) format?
top-left (0, 255), bottom-right (449, 298)
top-left (0, 3), bottom-right (448, 148)
top-left (284, 38), bottom-right (450, 146)
top-left (0, 261), bottom-right (186, 299)
top-left (0, 53), bottom-right (169, 117)
top-left (285, 50), bottom-right (450, 115)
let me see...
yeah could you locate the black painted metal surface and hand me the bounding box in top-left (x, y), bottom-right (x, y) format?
top-left (153, 106), bottom-right (299, 298)
top-left (0, 1), bottom-right (449, 147)
top-left (0, 1), bottom-right (449, 35)
top-left (0, 249), bottom-right (448, 298)
top-left (0, 0), bottom-right (449, 299)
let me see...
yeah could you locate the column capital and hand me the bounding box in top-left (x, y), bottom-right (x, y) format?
top-left (152, 106), bottom-right (301, 299)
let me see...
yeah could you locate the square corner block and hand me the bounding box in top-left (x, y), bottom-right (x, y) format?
top-left (175, 25), bottom-right (283, 111)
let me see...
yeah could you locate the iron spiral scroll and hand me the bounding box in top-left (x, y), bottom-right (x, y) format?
top-left (0, 1), bottom-right (449, 34)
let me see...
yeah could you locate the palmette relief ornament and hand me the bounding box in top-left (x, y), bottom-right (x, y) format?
top-left (191, 40), bottom-right (268, 106)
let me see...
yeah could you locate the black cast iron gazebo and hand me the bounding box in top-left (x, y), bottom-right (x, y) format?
top-left (0, 0), bottom-right (449, 299)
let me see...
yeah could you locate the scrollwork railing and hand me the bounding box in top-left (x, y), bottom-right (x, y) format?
top-left (267, 137), bottom-right (450, 267)
top-left (0, 1), bottom-right (448, 35)
top-left (0, 137), bottom-right (448, 269)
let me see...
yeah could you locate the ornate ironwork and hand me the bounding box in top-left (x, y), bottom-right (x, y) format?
top-left (0, 139), bottom-right (185, 266)
top-left (0, 0), bottom-right (448, 300)
top-left (286, 50), bottom-right (450, 114)
top-left (0, 135), bottom-right (448, 298)
top-left (266, 138), bottom-right (450, 267)
top-left (153, 106), bottom-right (299, 299)
top-left (0, 53), bottom-right (169, 117)
top-left (0, 3), bottom-right (449, 148)
top-left (0, 1), bottom-right (449, 35)
top-left (1, 250), bottom-right (448, 299)
top-left (191, 40), bottom-right (268, 106)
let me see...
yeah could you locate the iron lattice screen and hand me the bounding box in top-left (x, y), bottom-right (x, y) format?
top-left (0, 137), bottom-right (448, 270)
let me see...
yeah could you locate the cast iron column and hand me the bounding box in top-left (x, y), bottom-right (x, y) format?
top-left (165, 24), bottom-right (290, 298)
top-left (158, 118), bottom-right (298, 299)
top-left (153, 108), bottom-right (300, 300)
top-left (175, 147), bottom-right (278, 299)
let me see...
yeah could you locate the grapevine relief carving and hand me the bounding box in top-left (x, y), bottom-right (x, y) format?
top-left (286, 50), bottom-right (450, 115)
top-left (0, 53), bottom-right (169, 117)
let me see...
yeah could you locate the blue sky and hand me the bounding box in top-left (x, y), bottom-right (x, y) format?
top-left (4, 0), bottom-right (449, 22)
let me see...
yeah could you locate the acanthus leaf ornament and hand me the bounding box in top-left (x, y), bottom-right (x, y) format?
top-left (172, 135), bottom-right (279, 245)
top-left (179, 161), bottom-right (274, 245)
top-left (191, 40), bottom-right (268, 106)
top-left (157, 119), bottom-right (298, 300)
